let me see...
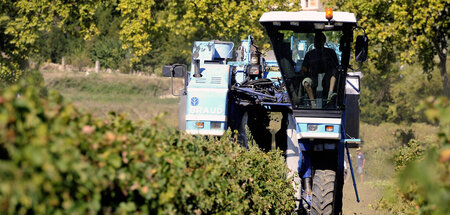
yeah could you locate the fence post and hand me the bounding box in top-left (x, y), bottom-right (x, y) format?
top-left (95, 60), bottom-right (100, 73)
top-left (61, 57), bottom-right (66, 71)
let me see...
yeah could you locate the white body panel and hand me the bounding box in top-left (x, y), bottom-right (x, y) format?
top-left (259, 11), bottom-right (357, 23)
top-left (295, 117), bottom-right (342, 140)
top-left (346, 72), bottom-right (362, 95)
top-left (286, 113), bottom-right (301, 209)
top-left (297, 132), bottom-right (341, 140)
top-left (185, 130), bottom-right (224, 136)
top-left (185, 115), bottom-right (227, 121)
top-left (295, 117), bottom-right (341, 124)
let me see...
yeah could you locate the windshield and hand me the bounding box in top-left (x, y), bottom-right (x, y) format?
top-left (269, 30), bottom-right (349, 110)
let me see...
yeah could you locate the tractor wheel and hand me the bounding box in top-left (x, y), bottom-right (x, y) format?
top-left (311, 169), bottom-right (337, 215)
top-left (246, 108), bottom-right (271, 152)
top-left (238, 112), bottom-right (249, 148)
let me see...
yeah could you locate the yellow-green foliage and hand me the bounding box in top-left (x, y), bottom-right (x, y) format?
top-left (0, 80), bottom-right (295, 214)
top-left (0, 0), bottom-right (101, 82)
top-left (165, 0), bottom-right (301, 42)
top-left (118, 0), bottom-right (301, 64)
top-left (117, 0), bottom-right (157, 64)
top-left (0, 60), bottom-right (21, 84)
top-left (328, 0), bottom-right (449, 97)
top-left (327, 0), bottom-right (449, 124)
top-left (328, 0), bottom-right (448, 68)
top-left (1, 0), bottom-right (302, 77)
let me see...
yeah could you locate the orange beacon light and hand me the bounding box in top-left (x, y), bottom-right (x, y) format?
top-left (326, 8), bottom-right (333, 20)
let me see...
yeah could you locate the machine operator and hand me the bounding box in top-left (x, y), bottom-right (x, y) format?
top-left (301, 32), bottom-right (339, 108)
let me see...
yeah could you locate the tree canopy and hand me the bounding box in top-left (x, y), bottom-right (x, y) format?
top-left (1, 0), bottom-right (448, 124)
top-left (1, 0), bottom-right (300, 81)
top-left (1, 0), bottom-right (100, 82)
top-left (328, 0), bottom-right (449, 97)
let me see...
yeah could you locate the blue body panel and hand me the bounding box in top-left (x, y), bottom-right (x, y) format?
top-left (185, 40), bottom-right (233, 136)
top-left (264, 60), bottom-right (282, 87)
top-left (228, 36), bottom-right (252, 85)
top-left (192, 41), bottom-right (234, 62)
top-left (185, 63), bottom-right (230, 136)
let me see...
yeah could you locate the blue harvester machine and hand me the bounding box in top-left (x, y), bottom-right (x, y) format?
top-left (163, 9), bottom-right (368, 215)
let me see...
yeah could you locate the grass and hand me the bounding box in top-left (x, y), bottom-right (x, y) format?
top-left (42, 71), bottom-right (184, 127)
top-left (359, 122), bottom-right (438, 181)
top-left (352, 121), bottom-right (438, 214)
top-left (47, 75), bottom-right (160, 96)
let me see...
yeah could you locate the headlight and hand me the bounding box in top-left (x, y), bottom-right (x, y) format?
top-left (308, 124), bottom-right (318, 131)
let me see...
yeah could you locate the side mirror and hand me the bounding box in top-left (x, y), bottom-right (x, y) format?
top-left (162, 64), bottom-right (186, 77)
top-left (162, 64), bottom-right (187, 96)
top-left (355, 35), bottom-right (368, 63)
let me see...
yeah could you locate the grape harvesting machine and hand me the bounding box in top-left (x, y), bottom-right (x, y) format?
top-left (163, 9), bottom-right (368, 215)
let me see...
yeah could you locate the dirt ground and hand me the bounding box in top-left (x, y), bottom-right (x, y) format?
top-left (342, 178), bottom-right (387, 215)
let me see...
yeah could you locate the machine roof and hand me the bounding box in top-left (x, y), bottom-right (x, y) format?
top-left (259, 11), bottom-right (357, 24)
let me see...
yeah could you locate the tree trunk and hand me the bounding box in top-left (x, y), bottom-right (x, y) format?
top-left (434, 33), bottom-right (449, 98)
top-left (438, 53), bottom-right (449, 98)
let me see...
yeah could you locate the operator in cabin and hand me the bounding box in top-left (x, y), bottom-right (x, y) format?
top-left (301, 32), bottom-right (338, 108)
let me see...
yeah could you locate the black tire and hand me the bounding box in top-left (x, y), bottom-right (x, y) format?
top-left (246, 107), bottom-right (271, 152)
top-left (237, 111), bottom-right (249, 148)
top-left (311, 169), bottom-right (337, 215)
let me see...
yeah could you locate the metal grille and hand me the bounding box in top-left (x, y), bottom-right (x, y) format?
top-left (195, 78), bottom-right (206, 83)
top-left (211, 77), bottom-right (222, 84)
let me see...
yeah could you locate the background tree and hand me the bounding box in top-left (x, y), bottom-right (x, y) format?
top-left (1, 0), bottom-right (101, 82)
top-left (117, 0), bottom-right (301, 66)
top-left (166, 0), bottom-right (301, 46)
top-left (89, 3), bottom-right (126, 70)
top-left (391, 0), bottom-right (449, 98)
top-left (326, 0), bottom-right (401, 124)
top-left (117, 0), bottom-right (161, 65)
top-left (328, 0), bottom-right (449, 98)
top-left (1, 0), bottom-right (25, 83)
top-left (1, 0), bottom-right (302, 79)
